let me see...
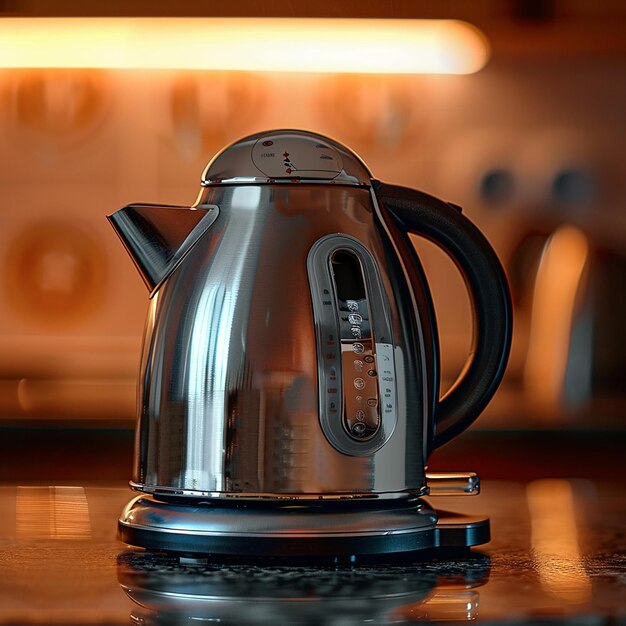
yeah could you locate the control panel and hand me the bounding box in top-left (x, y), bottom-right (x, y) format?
top-left (307, 235), bottom-right (397, 456)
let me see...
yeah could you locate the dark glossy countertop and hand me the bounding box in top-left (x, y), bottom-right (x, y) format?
top-left (0, 478), bottom-right (624, 625)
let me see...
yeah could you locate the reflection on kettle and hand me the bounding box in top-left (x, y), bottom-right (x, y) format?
top-left (117, 549), bottom-right (490, 625)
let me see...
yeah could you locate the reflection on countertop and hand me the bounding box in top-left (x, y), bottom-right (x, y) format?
top-left (118, 549), bottom-right (489, 624)
top-left (0, 480), bottom-right (624, 625)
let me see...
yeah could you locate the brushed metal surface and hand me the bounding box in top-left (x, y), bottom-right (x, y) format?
top-left (130, 183), bottom-right (427, 497)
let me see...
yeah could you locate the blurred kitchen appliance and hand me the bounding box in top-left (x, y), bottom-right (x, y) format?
top-left (109, 129), bottom-right (511, 556)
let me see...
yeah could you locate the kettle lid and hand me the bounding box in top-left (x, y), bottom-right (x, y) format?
top-left (201, 129), bottom-right (372, 186)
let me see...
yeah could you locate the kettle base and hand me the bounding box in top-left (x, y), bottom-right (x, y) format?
top-left (118, 494), bottom-right (489, 558)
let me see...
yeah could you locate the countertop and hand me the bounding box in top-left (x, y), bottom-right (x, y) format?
top-left (0, 478), bottom-right (624, 625)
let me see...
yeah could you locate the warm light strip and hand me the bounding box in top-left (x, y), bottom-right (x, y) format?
top-left (16, 486), bottom-right (91, 539)
top-left (527, 480), bottom-right (592, 603)
top-left (524, 225), bottom-right (589, 413)
top-left (0, 18), bottom-right (489, 74)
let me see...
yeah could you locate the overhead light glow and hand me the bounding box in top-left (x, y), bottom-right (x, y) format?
top-left (0, 18), bottom-right (489, 74)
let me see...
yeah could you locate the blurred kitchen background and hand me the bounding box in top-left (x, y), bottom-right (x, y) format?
top-left (0, 1), bottom-right (624, 480)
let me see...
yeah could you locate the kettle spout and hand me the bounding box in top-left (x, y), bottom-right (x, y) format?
top-left (107, 203), bottom-right (219, 294)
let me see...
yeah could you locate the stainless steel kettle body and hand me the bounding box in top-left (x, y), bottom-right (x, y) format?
top-left (109, 130), bottom-right (512, 501)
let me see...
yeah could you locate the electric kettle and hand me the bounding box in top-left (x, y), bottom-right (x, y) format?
top-left (110, 129), bottom-right (512, 557)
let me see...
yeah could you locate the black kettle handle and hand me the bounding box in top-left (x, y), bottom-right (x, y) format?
top-left (373, 181), bottom-right (512, 450)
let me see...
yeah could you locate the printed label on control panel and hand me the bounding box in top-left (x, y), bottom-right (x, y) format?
top-left (252, 134), bottom-right (343, 178)
top-left (375, 343), bottom-right (397, 420)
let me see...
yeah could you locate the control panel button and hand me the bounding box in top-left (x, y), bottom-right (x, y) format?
top-left (352, 343), bottom-right (364, 354)
top-left (350, 326), bottom-right (362, 338)
top-left (353, 360), bottom-right (364, 372)
top-left (367, 369), bottom-right (377, 377)
top-left (354, 378), bottom-right (365, 390)
top-left (346, 300), bottom-right (359, 312)
top-left (367, 398), bottom-right (378, 407)
top-left (355, 410), bottom-right (365, 421)
top-left (351, 422), bottom-right (366, 437)
top-left (363, 355), bottom-right (374, 363)
top-left (348, 313), bottom-right (362, 324)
